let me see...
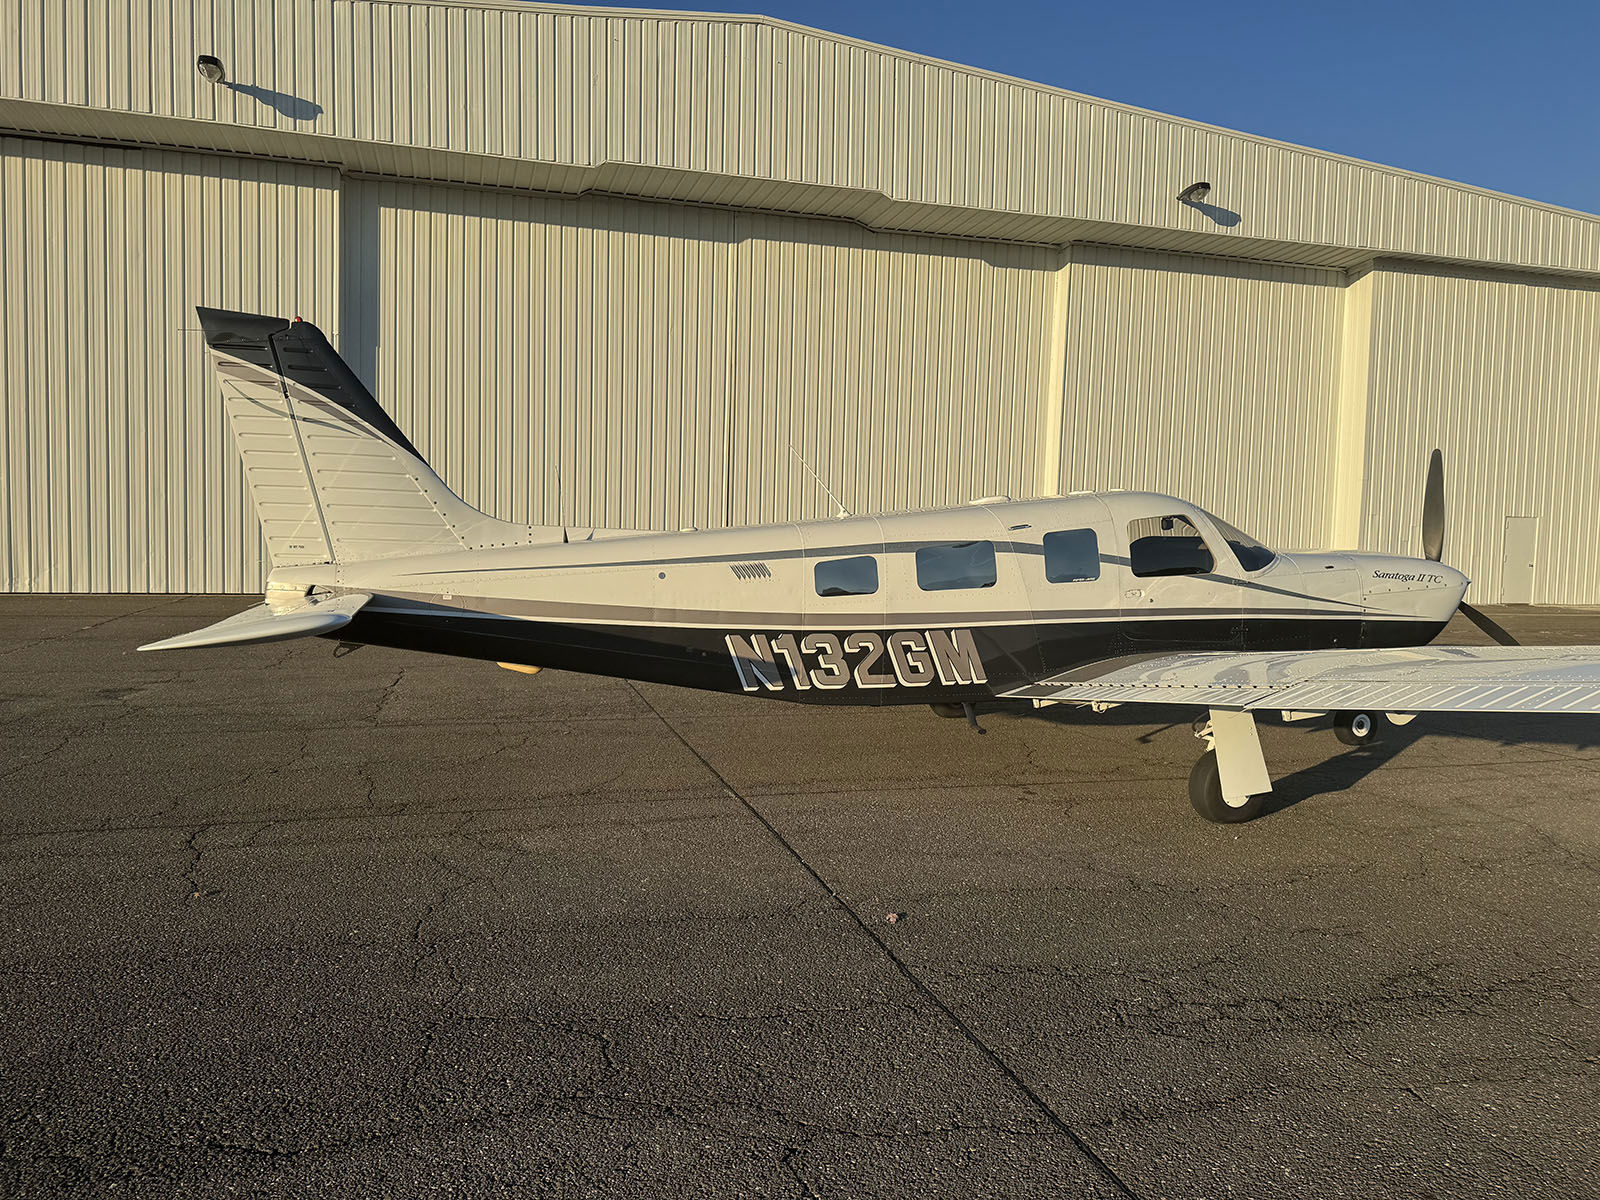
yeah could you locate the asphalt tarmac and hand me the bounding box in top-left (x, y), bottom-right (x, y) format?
top-left (2, 596), bottom-right (1598, 1197)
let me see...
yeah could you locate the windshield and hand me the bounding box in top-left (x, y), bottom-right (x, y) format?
top-left (1206, 514), bottom-right (1276, 572)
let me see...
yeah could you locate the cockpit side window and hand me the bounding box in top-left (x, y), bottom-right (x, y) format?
top-left (1207, 515), bottom-right (1276, 572)
top-left (1127, 515), bottom-right (1215, 578)
top-left (814, 555), bottom-right (879, 597)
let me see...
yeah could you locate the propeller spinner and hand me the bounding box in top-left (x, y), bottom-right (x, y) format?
top-left (1421, 449), bottom-right (1517, 646)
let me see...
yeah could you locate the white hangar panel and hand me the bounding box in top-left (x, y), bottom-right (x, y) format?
top-left (2, 1), bottom-right (1598, 599)
top-left (344, 181), bottom-right (1054, 534)
top-left (1359, 264), bottom-right (1600, 605)
top-left (9, 0), bottom-right (1598, 273)
top-left (341, 179), bottom-right (734, 534)
top-left (1052, 246), bottom-right (1343, 552)
top-left (0, 136), bottom-right (338, 593)
top-left (725, 216), bottom-right (1055, 526)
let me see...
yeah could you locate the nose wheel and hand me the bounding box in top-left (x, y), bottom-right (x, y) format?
top-left (1334, 711), bottom-right (1383, 746)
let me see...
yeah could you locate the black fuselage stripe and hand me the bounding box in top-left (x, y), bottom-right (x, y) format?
top-left (330, 607), bottom-right (1449, 708)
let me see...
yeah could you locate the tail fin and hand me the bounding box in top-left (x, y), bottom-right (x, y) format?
top-left (198, 307), bottom-right (545, 565)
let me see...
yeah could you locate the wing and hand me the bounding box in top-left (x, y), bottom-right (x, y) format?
top-left (1003, 646), bottom-right (1600, 715)
top-left (137, 592), bottom-right (371, 652)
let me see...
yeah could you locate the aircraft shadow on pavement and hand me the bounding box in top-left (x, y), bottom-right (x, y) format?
top-left (980, 701), bottom-right (1597, 812)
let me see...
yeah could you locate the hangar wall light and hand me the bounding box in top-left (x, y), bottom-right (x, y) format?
top-left (1177, 181), bottom-right (1212, 205)
top-left (196, 55), bottom-right (226, 85)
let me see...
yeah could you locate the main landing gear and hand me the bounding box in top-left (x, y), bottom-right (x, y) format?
top-left (1186, 708), bottom-right (1400, 823)
top-left (1188, 712), bottom-right (1270, 823)
top-left (1334, 710), bottom-right (1383, 746)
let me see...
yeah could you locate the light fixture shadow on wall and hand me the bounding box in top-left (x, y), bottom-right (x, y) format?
top-left (195, 53), bottom-right (323, 122)
top-left (1177, 180), bottom-right (1242, 228)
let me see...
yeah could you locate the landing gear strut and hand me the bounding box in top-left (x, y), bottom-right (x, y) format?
top-left (1188, 710), bottom-right (1270, 824)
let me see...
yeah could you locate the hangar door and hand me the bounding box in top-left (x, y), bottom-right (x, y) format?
top-left (1051, 246), bottom-right (1343, 553)
top-left (341, 179), bottom-right (737, 537)
top-left (0, 137), bottom-right (339, 593)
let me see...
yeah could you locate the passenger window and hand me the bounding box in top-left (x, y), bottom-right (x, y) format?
top-left (814, 555), bottom-right (878, 597)
top-left (1127, 515), bottom-right (1215, 578)
top-left (1042, 528), bottom-right (1100, 583)
top-left (916, 541), bottom-right (997, 591)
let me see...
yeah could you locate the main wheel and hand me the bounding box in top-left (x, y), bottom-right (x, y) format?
top-left (1334, 711), bottom-right (1382, 746)
top-left (929, 703), bottom-right (966, 719)
top-left (1188, 750), bottom-right (1266, 824)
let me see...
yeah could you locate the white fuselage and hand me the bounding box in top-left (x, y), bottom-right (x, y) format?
top-left (268, 491), bottom-right (1469, 703)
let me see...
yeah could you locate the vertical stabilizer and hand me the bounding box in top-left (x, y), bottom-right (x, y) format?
top-left (197, 307), bottom-right (547, 565)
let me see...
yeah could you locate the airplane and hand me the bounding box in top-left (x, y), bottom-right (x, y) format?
top-left (139, 307), bottom-right (1600, 823)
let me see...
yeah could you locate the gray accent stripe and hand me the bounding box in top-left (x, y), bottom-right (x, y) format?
top-left (400, 541), bottom-right (1368, 612)
top-left (367, 590), bottom-right (1427, 631)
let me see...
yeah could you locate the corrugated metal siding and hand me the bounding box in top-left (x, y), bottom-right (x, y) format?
top-left (726, 215), bottom-right (1053, 524)
top-left (345, 180), bottom-right (1053, 533)
top-left (1052, 246), bottom-right (1343, 552)
top-left (0, 136), bottom-right (338, 592)
top-left (341, 179), bottom-right (732, 533)
top-left (5, 0), bottom-right (1597, 276)
top-left (1360, 264), bottom-right (1600, 604)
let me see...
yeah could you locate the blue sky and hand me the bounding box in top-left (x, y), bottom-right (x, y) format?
top-left (571, 0), bottom-right (1599, 214)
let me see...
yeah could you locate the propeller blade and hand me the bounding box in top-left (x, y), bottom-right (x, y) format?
top-left (1421, 448), bottom-right (1445, 563)
top-left (1459, 601), bottom-right (1519, 646)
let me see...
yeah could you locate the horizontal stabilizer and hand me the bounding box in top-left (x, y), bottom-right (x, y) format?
top-left (138, 593), bottom-right (371, 652)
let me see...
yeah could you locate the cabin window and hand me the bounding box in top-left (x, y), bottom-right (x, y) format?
top-left (1042, 528), bottom-right (1101, 583)
top-left (916, 541), bottom-right (997, 591)
top-left (814, 555), bottom-right (879, 597)
top-left (1127, 515), bottom-right (1215, 577)
top-left (1208, 514), bottom-right (1276, 572)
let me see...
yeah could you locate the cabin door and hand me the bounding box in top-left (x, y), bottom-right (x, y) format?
top-left (1115, 509), bottom-right (1245, 651)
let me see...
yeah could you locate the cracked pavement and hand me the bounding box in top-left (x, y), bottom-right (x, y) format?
top-left (1, 595), bottom-right (1597, 1197)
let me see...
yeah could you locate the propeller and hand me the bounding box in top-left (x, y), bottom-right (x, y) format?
top-left (1420, 449), bottom-right (1518, 646)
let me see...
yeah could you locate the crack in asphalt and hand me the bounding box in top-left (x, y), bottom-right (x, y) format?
top-left (181, 823), bottom-right (222, 902)
top-left (0, 595), bottom-right (188, 658)
top-left (374, 667), bottom-right (408, 723)
top-left (626, 682), bottom-right (1142, 1200)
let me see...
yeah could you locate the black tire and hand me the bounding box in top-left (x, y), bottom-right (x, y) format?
top-left (929, 703), bottom-right (966, 719)
top-left (1188, 750), bottom-right (1266, 824)
top-left (1334, 711), bottom-right (1382, 746)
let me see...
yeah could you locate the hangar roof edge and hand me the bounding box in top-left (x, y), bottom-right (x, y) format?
top-left (399, 0), bottom-right (1598, 227)
top-left (3, 0), bottom-right (1596, 276)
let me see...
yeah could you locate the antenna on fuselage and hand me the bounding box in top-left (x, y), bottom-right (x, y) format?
top-left (789, 444), bottom-right (850, 519)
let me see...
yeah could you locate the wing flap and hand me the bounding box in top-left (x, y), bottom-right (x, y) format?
top-left (137, 592), bottom-right (371, 652)
top-left (1004, 647), bottom-right (1600, 715)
